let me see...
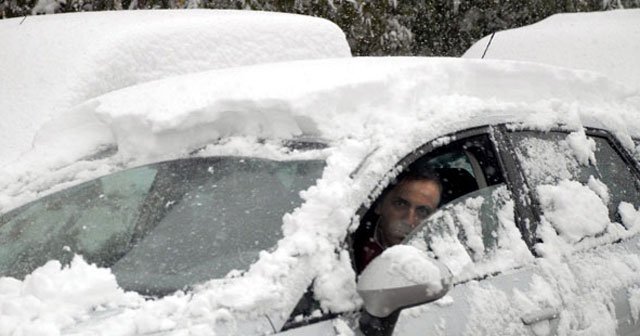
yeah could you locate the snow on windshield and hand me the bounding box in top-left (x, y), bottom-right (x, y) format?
top-left (463, 9), bottom-right (640, 91)
top-left (0, 9), bottom-right (350, 169)
top-left (1, 55), bottom-right (640, 335)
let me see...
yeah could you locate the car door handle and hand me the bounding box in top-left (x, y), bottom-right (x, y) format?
top-left (521, 308), bottom-right (559, 325)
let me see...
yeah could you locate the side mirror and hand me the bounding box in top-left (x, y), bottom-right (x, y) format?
top-left (357, 245), bottom-right (453, 318)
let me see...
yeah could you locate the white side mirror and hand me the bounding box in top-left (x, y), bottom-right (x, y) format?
top-left (357, 245), bottom-right (452, 318)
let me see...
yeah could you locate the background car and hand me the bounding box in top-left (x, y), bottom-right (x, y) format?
top-left (2, 9), bottom-right (640, 336)
top-left (463, 9), bottom-right (640, 90)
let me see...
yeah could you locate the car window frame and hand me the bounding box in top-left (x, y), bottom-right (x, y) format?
top-left (500, 125), bottom-right (640, 252)
top-left (349, 124), bottom-right (543, 271)
top-left (283, 125), bottom-right (523, 331)
top-left (285, 125), bottom-right (640, 334)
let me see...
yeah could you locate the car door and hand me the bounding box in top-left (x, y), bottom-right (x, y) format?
top-left (379, 128), bottom-right (555, 336)
top-left (503, 128), bottom-right (640, 336)
top-left (277, 128), bottom-right (546, 336)
top-left (278, 127), bottom-right (640, 336)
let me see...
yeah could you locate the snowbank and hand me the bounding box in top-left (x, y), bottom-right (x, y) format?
top-left (0, 9), bottom-right (351, 167)
top-left (463, 9), bottom-right (640, 91)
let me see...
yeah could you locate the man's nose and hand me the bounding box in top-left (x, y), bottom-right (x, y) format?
top-left (405, 208), bottom-right (419, 227)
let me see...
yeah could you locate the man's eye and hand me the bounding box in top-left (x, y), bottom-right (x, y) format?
top-left (393, 199), bottom-right (408, 208)
top-left (416, 207), bottom-right (434, 218)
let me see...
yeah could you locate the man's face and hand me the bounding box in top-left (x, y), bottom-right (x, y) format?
top-left (375, 179), bottom-right (441, 247)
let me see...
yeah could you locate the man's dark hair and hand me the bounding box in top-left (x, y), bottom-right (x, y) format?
top-left (381, 166), bottom-right (442, 200)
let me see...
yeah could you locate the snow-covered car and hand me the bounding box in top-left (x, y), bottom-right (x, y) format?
top-left (3, 11), bottom-right (640, 336)
top-left (0, 9), bottom-right (351, 168)
top-left (462, 9), bottom-right (640, 90)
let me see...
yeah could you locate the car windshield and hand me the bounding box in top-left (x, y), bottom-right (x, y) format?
top-left (0, 157), bottom-right (325, 296)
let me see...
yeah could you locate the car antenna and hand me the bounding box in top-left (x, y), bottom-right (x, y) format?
top-left (481, 32), bottom-right (496, 59)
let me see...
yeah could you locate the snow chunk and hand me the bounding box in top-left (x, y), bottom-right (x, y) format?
top-left (630, 286), bottom-right (640, 324)
top-left (566, 129), bottom-right (596, 165)
top-left (587, 176), bottom-right (610, 205)
top-left (0, 256), bottom-right (142, 336)
top-left (537, 180), bottom-right (609, 243)
top-left (620, 202), bottom-right (640, 231)
top-left (313, 250), bottom-right (362, 313)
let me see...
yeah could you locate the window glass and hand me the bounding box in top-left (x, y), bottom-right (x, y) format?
top-left (0, 166), bottom-right (157, 278)
top-left (590, 137), bottom-right (640, 218)
top-left (355, 133), bottom-right (530, 281)
top-left (411, 135), bottom-right (505, 205)
top-left (510, 131), bottom-right (640, 222)
top-left (404, 184), bottom-right (533, 280)
top-left (0, 157), bottom-right (325, 295)
top-left (510, 132), bottom-right (596, 186)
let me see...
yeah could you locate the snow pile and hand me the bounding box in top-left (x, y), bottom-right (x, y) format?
top-left (533, 177), bottom-right (635, 260)
top-left (72, 57), bottom-right (639, 164)
top-left (565, 129), bottom-right (596, 166)
top-left (620, 202), bottom-right (640, 230)
top-left (0, 9), bottom-right (350, 167)
top-left (463, 9), bottom-right (640, 91)
top-left (537, 179), bottom-right (610, 243)
top-left (0, 256), bottom-right (142, 335)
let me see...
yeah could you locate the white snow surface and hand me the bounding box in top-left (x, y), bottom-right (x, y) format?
top-left (1, 54), bottom-right (640, 335)
top-left (537, 179), bottom-right (610, 243)
top-left (3, 57), bottom-right (639, 214)
top-left (0, 9), bottom-right (351, 167)
top-left (358, 245), bottom-right (444, 291)
top-left (463, 9), bottom-right (640, 91)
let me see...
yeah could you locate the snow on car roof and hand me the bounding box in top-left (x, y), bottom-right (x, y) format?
top-left (87, 56), bottom-right (640, 158)
top-left (2, 56), bottom-right (639, 214)
top-left (0, 9), bottom-right (351, 168)
top-left (462, 9), bottom-right (640, 91)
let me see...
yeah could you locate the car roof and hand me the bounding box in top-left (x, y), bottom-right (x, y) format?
top-left (86, 56), bottom-right (639, 157)
top-left (0, 9), bottom-right (351, 167)
top-left (1, 56), bottom-right (639, 213)
top-left (462, 9), bottom-right (640, 91)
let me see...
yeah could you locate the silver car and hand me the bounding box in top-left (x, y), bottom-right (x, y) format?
top-left (2, 11), bottom-right (640, 336)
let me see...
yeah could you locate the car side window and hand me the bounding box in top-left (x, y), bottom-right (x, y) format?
top-left (510, 130), bottom-right (640, 223)
top-left (356, 133), bottom-right (533, 282)
top-left (404, 184), bottom-right (533, 281)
